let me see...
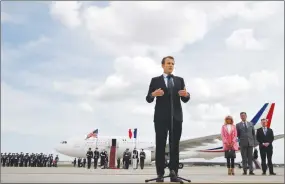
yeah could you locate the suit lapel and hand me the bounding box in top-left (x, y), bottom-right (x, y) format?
top-left (160, 75), bottom-right (167, 90)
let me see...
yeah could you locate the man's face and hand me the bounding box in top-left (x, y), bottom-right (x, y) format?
top-left (162, 58), bottom-right (175, 74)
top-left (240, 113), bottom-right (247, 121)
top-left (261, 120), bottom-right (267, 127)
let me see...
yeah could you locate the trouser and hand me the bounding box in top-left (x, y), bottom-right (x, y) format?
top-left (117, 158), bottom-right (120, 168)
top-left (100, 157), bottom-right (104, 166)
top-left (240, 146), bottom-right (253, 171)
top-left (154, 120), bottom-right (182, 176)
top-left (124, 158), bottom-right (130, 169)
top-left (259, 146), bottom-right (273, 173)
top-left (94, 159), bottom-right (98, 169)
top-left (226, 158), bottom-right (235, 168)
top-left (87, 158), bottom-right (91, 169)
top-left (140, 159), bottom-right (144, 169)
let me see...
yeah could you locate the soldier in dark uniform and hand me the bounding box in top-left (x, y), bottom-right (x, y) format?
top-left (140, 149), bottom-right (146, 169)
top-left (73, 158), bottom-right (77, 167)
top-left (14, 153), bottom-right (19, 167)
top-left (132, 148), bottom-right (139, 169)
top-left (86, 148), bottom-right (93, 169)
top-left (54, 155), bottom-right (59, 167)
top-left (49, 154), bottom-right (53, 167)
top-left (117, 158), bottom-right (121, 168)
top-left (19, 152), bottom-right (24, 167)
top-left (77, 158), bottom-right (81, 167)
top-left (24, 153), bottom-right (29, 167)
top-left (83, 158), bottom-right (86, 167)
top-left (2, 153), bottom-right (7, 167)
top-left (93, 148), bottom-right (99, 169)
top-left (123, 148), bottom-right (131, 169)
top-left (8, 153), bottom-right (12, 167)
top-left (100, 150), bottom-right (105, 167)
top-left (103, 150), bottom-right (108, 169)
top-left (30, 154), bottom-right (34, 167)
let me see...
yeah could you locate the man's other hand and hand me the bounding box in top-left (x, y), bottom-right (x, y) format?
top-left (152, 88), bottom-right (164, 97)
top-left (178, 88), bottom-right (189, 97)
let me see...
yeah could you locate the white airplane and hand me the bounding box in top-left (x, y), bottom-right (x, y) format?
top-left (55, 103), bottom-right (284, 169)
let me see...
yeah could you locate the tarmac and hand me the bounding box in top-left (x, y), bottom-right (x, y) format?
top-left (1, 166), bottom-right (284, 183)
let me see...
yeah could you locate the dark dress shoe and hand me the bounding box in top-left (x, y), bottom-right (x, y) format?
top-left (269, 172), bottom-right (276, 175)
top-left (249, 171), bottom-right (255, 175)
top-left (243, 170), bottom-right (247, 175)
top-left (170, 177), bottom-right (184, 183)
top-left (262, 172), bottom-right (266, 175)
top-left (156, 175), bottom-right (164, 182)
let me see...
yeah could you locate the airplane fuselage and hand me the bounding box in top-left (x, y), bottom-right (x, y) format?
top-left (55, 136), bottom-right (227, 164)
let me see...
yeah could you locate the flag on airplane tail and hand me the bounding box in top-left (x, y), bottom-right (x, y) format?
top-left (128, 129), bottom-right (132, 139)
top-left (85, 129), bottom-right (98, 140)
top-left (133, 128), bottom-right (137, 139)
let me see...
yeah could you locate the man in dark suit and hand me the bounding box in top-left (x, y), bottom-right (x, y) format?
top-left (146, 56), bottom-right (190, 182)
top-left (256, 118), bottom-right (276, 175)
top-left (236, 112), bottom-right (256, 175)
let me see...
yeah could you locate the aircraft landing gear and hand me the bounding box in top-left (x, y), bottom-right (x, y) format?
top-left (164, 162), bottom-right (184, 169)
top-left (178, 163), bottom-right (184, 169)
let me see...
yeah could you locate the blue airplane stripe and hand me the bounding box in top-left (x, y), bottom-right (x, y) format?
top-left (250, 103), bottom-right (269, 125)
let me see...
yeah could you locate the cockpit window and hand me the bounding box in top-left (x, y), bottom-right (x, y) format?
top-left (60, 141), bottom-right (67, 144)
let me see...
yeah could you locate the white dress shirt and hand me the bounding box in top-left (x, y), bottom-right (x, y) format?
top-left (163, 73), bottom-right (174, 87)
top-left (226, 124), bottom-right (232, 133)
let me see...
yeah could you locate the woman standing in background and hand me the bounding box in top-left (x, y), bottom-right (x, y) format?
top-left (221, 116), bottom-right (239, 175)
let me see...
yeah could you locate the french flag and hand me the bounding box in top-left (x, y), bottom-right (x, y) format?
top-left (128, 128), bottom-right (137, 139)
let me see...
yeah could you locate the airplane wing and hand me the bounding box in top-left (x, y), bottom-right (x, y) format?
top-left (272, 134), bottom-right (285, 141)
top-left (167, 133), bottom-right (222, 152)
top-left (144, 133), bottom-right (284, 157)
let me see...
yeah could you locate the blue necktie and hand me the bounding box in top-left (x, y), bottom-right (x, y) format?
top-left (264, 128), bottom-right (267, 135)
top-left (167, 75), bottom-right (173, 94)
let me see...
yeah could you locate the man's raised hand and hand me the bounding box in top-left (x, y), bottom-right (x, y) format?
top-left (178, 87), bottom-right (189, 97)
top-left (152, 88), bottom-right (164, 97)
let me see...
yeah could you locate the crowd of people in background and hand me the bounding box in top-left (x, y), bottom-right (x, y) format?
top-left (1, 152), bottom-right (59, 167)
top-left (73, 147), bottom-right (146, 170)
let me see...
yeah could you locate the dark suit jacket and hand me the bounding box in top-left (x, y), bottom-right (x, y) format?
top-left (146, 74), bottom-right (190, 123)
top-left (256, 127), bottom-right (274, 149)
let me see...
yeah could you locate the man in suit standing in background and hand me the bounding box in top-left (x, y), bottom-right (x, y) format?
top-left (236, 112), bottom-right (256, 175)
top-left (256, 118), bottom-right (276, 175)
top-left (146, 56), bottom-right (190, 182)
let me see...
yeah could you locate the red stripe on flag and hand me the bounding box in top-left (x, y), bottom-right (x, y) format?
top-left (128, 129), bottom-right (132, 139)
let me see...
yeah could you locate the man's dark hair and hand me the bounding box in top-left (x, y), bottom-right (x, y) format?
top-left (240, 112), bottom-right (247, 115)
top-left (261, 118), bottom-right (267, 121)
top-left (161, 56), bottom-right (174, 64)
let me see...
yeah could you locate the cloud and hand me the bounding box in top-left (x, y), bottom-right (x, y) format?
top-left (1, 1), bottom-right (284, 163)
top-left (1, 11), bottom-right (25, 24)
top-left (225, 29), bottom-right (265, 50)
top-left (89, 56), bottom-right (161, 101)
top-left (49, 1), bottom-right (82, 28)
top-left (1, 12), bottom-right (12, 23)
top-left (49, 1), bottom-right (283, 58)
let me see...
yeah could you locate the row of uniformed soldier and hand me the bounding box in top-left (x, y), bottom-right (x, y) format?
top-left (1, 153), bottom-right (59, 167)
top-left (82, 148), bottom-right (108, 169)
top-left (122, 148), bottom-right (145, 169)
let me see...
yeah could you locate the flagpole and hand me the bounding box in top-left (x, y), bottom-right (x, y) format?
top-left (96, 129), bottom-right (98, 148)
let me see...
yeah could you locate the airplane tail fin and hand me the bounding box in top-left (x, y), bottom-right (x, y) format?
top-left (250, 103), bottom-right (275, 129)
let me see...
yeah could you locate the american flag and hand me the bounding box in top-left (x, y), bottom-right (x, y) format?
top-left (85, 129), bottom-right (98, 140)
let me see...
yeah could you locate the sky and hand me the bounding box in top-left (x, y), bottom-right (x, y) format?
top-left (1, 1), bottom-right (284, 163)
